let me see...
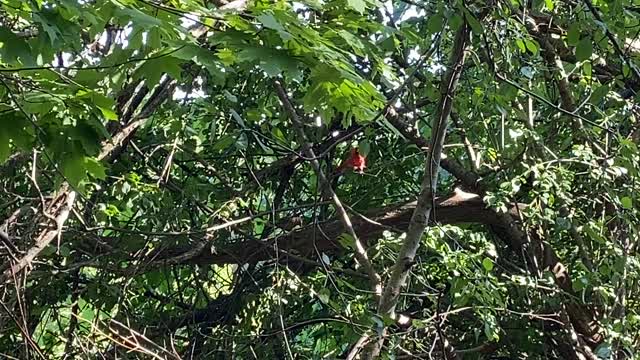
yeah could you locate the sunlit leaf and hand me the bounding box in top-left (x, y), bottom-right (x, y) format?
top-left (346, 0), bottom-right (366, 14)
top-left (621, 196), bottom-right (633, 209)
top-left (482, 258), bottom-right (494, 272)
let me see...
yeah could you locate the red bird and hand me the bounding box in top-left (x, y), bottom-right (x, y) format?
top-left (336, 148), bottom-right (366, 174)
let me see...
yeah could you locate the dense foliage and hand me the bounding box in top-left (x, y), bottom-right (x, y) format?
top-left (1, 0), bottom-right (640, 358)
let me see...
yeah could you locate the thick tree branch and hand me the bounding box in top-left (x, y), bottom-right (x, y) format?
top-left (158, 192), bottom-right (514, 266)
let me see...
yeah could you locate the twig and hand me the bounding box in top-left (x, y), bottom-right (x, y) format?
top-left (0, 188), bottom-right (76, 280)
top-left (157, 137), bottom-right (179, 185)
top-left (0, 301), bottom-right (47, 359)
top-left (26, 150), bottom-right (61, 252)
top-left (450, 112), bottom-right (479, 171)
top-left (493, 73), bottom-right (613, 133)
top-left (0, 47), bottom-right (187, 73)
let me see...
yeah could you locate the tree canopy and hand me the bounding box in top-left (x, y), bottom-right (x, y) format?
top-left (1, 0), bottom-right (639, 358)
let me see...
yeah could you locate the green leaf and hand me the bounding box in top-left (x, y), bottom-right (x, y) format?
top-left (338, 30), bottom-right (365, 55)
top-left (271, 127), bottom-right (285, 142)
top-left (621, 196), bottom-right (633, 209)
top-left (40, 245), bottom-right (56, 257)
top-left (567, 23), bottom-right (580, 46)
top-left (230, 109), bottom-right (245, 127)
top-left (358, 140), bottom-right (370, 157)
top-left (0, 27), bottom-right (33, 65)
top-left (62, 153), bottom-right (87, 188)
top-left (589, 84), bottom-right (609, 104)
top-left (584, 224), bottom-right (606, 244)
top-left (236, 47), bottom-right (301, 78)
top-left (483, 313), bottom-right (499, 341)
top-left (99, 107), bottom-right (118, 121)
top-left (85, 157), bottom-right (106, 180)
top-left (257, 13), bottom-right (283, 31)
top-left (449, 13), bottom-right (463, 31)
top-left (525, 39), bottom-right (538, 54)
top-left (223, 90), bottom-right (238, 103)
top-left (0, 132), bottom-right (10, 163)
top-left (89, 92), bottom-right (115, 109)
top-left (544, 0), bottom-right (554, 11)
top-left (337, 233), bottom-right (356, 250)
top-left (236, 133), bottom-right (248, 150)
top-left (426, 13), bottom-right (444, 34)
top-left (317, 288), bottom-right (330, 303)
top-left (583, 61), bottom-right (592, 78)
top-left (257, 13), bottom-right (292, 41)
top-left (83, 92), bottom-right (118, 121)
top-left (556, 217), bottom-right (571, 230)
top-left (575, 38), bottom-right (593, 61)
top-left (134, 55), bottom-right (183, 85)
top-left (115, 7), bottom-right (163, 30)
top-left (2, 113), bottom-right (32, 150)
top-left (482, 258), bottom-right (494, 272)
top-left (73, 70), bottom-right (103, 87)
top-left (515, 39), bottom-right (526, 53)
top-left (379, 35), bottom-right (399, 53)
top-left (32, 11), bottom-right (60, 46)
top-left (463, 8), bottom-right (483, 34)
top-left (59, 245), bottom-right (71, 257)
top-left (213, 135), bottom-right (235, 151)
top-left (371, 315), bottom-right (385, 333)
top-left (173, 43), bottom-right (205, 61)
top-left (171, 43), bottom-right (225, 84)
top-left (21, 93), bottom-right (59, 114)
top-left (346, 0), bottom-right (367, 14)
top-left (71, 122), bottom-right (103, 156)
top-left (147, 27), bottom-right (162, 50)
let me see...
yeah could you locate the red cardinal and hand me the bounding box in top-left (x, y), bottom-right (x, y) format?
top-left (336, 148), bottom-right (366, 174)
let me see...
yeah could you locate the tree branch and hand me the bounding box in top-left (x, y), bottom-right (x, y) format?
top-left (361, 22), bottom-right (470, 359)
top-left (0, 81), bottom-right (175, 284)
top-left (273, 80), bottom-right (382, 294)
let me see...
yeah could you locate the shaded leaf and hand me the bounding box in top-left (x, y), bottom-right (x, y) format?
top-left (0, 27), bottom-right (33, 65)
top-left (62, 153), bottom-right (87, 187)
top-left (567, 23), bottom-right (580, 46)
top-left (576, 38), bottom-right (593, 61)
top-left (85, 157), bottom-right (106, 180)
